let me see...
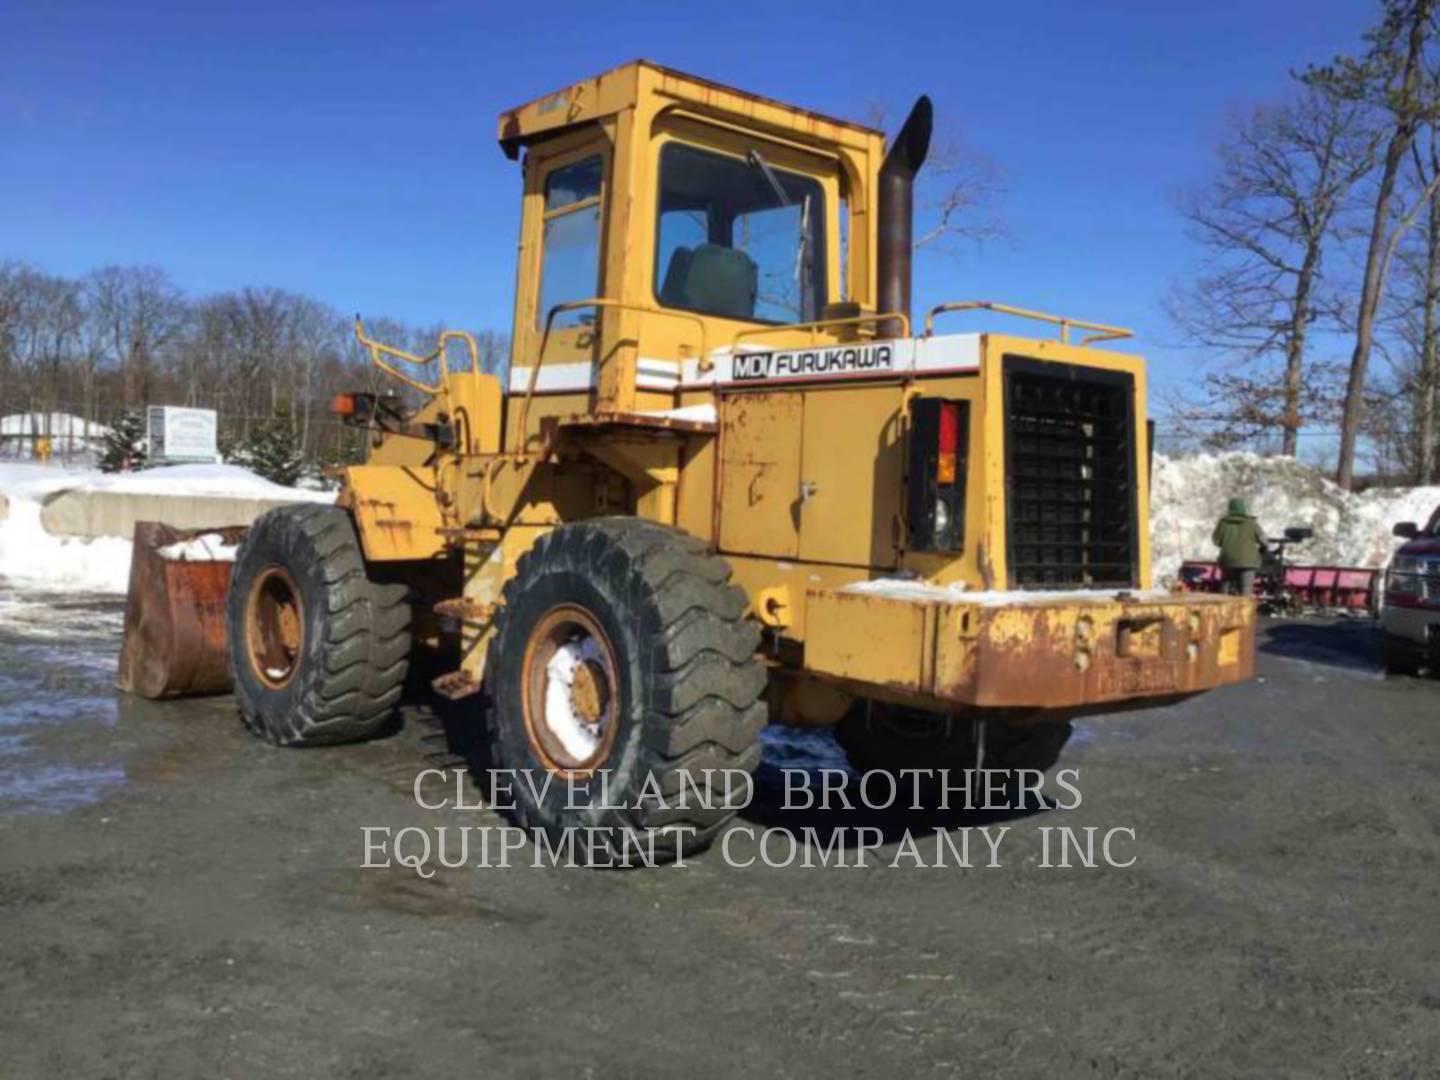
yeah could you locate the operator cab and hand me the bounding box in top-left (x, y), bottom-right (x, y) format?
top-left (497, 60), bottom-right (884, 416)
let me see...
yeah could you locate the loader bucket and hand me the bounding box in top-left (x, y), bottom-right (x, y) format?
top-left (116, 522), bottom-right (248, 699)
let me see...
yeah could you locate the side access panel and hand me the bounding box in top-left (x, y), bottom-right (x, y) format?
top-left (798, 386), bottom-right (903, 568)
top-left (718, 393), bottom-right (802, 559)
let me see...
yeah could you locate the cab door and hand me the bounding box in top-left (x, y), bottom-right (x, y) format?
top-left (511, 135), bottom-right (608, 415)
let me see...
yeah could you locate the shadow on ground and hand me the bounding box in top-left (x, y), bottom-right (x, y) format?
top-left (423, 688), bottom-right (1051, 850)
top-left (1258, 617), bottom-right (1384, 674)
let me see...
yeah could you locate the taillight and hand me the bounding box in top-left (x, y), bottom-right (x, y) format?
top-left (330, 393), bottom-right (358, 416)
top-left (937, 402), bottom-right (959, 485)
top-left (907, 397), bottom-right (969, 553)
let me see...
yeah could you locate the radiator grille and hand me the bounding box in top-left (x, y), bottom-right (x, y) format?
top-left (1004, 358), bottom-right (1137, 588)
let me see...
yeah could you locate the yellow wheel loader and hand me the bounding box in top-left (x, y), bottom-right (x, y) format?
top-left (152, 62), bottom-right (1255, 859)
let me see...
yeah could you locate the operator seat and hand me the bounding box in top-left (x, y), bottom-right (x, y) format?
top-left (659, 244), bottom-right (758, 320)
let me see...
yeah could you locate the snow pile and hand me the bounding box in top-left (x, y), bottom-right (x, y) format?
top-left (1149, 452), bottom-right (1440, 585)
top-left (156, 532), bottom-right (239, 562)
top-left (0, 463), bottom-right (332, 594)
top-left (0, 465), bottom-right (134, 592)
top-left (64, 463), bottom-right (335, 502)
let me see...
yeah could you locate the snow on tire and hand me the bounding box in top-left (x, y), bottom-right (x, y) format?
top-left (483, 518), bottom-right (767, 865)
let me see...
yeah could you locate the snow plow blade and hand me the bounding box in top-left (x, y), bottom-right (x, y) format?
top-left (1178, 560), bottom-right (1380, 615)
top-left (116, 522), bottom-right (246, 699)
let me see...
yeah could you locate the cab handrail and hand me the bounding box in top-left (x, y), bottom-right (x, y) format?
top-left (923, 301), bottom-right (1132, 346)
top-left (353, 317), bottom-right (481, 397)
top-left (730, 311), bottom-right (911, 352)
top-left (515, 299), bottom-right (710, 455)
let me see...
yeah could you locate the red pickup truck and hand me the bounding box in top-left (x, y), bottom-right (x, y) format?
top-left (1383, 506), bottom-right (1440, 674)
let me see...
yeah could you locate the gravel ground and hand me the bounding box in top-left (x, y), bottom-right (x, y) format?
top-left (1, 595), bottom-right (1438, 1078)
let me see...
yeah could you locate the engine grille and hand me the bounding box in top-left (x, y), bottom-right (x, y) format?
top-left (1004, 357), bottom-right (1138, 588)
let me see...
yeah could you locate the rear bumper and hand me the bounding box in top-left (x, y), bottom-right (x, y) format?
top-left (803, 586), bottom-right (1255, 711)
top-left (1381, 603), bottom-right (1440, 647)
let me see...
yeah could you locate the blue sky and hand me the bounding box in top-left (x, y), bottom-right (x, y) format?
top-left (0, 0), bottom-right (1377, 399)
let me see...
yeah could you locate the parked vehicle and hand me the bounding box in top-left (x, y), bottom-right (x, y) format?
top-left (1381, 508), bottom-right (1440, 675)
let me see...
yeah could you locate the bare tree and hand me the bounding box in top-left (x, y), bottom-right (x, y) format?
top-left (0, 261), bottom-right (30, 411)
top-left (1384, 122), bottom-right (1440, 480)
top-left (88, 265), bottom-right (185, 410)
top-left (1170, 87), bottom-right (1379, 455)
top-left (1306, 0), bottom-right (1440, 488)
top-left (0, 254), bottom-right (507, 473)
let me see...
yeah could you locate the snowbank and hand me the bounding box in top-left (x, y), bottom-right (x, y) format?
top-left (0, 412), bottom-right (112, 440)
top-left (0, 412), bottom-right (111, 462)
top-left (0, 464), bottom-right (330, 594)
top-left (1149, 452), bottom-right (1440, 585)
top-left (59, 463), bottom-right (335, 502)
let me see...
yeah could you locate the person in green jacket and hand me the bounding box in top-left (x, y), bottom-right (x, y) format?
top-left (1211, 497), bottom-right (1267, 597)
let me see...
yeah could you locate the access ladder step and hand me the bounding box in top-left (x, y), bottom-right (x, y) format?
top-left (433, 598), bottom-right (498, 625)
top-left (431, 670), bottom-right (483, 702)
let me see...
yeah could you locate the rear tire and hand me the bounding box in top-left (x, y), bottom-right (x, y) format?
top-left (838, 703), bottom-right (1072, 778)
top-left (837, 704), bottom-right (978, 777)
top-left (483, 519), bottom-right (767, 864)
top-left (227, 505), bottom-right (411, 746)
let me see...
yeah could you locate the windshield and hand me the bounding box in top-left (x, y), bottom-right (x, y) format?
top-left (654, 141), bottom-right (826, 324)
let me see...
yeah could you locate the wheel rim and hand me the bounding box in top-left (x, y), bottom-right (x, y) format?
top-left (521, 604), bottom-right (621, 776)
top-left (246, 566), bottom-right (304, 689)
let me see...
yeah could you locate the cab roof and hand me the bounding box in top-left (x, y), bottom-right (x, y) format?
top-left (497, 59), bottom-right (883, 160)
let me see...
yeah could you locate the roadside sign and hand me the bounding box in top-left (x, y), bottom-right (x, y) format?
top-left (147, 406), bottom-right (219, 463)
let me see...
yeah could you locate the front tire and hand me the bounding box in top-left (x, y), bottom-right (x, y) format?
top-left (227, 505), bottom-right (412, 746)
top-left (484, 519), bottom-right (767, 864)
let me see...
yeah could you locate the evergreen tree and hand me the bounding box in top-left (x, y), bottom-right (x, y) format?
top-left (98, 411), bottom-right (147, 473)
top-left (239, 414), bottom-right (303, 487)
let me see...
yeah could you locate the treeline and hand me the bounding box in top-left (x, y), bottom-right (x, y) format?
top-left (0, 260), bottom-right (507, 471)
top-left (1169, 0), bottom-right (1440, 487)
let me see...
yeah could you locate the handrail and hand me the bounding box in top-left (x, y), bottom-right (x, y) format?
top-left (354, 317), bottom-right (481, 397)
top-left (514, 298), bottom-right (710, 455)
top-left (730, 311), bottom-right (911, 352)
top-left (923, 301), bottom-right (1132, 346)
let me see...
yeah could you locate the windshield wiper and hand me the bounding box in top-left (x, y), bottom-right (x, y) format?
top-left (747, 149), bottom-right (791, 208)
top-left (749, 149), bottom-right (814, 320)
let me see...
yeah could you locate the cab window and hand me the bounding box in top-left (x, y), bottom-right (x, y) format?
top-left (538, 156), bottom-right (603, 330)
top-left (654, 142), bottom-right (826, 324)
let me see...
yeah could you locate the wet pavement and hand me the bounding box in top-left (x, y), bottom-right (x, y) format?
top-left (1, 595), bottom-right (1439, 1078)
top-left (0, 592), bottom-right (127, 815)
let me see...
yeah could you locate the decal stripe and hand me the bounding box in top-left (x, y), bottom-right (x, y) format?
top-left (508, 333), bottom-right (983, 394)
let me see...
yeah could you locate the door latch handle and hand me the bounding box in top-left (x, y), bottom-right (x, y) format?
top-left (800, 480), bottom-right (819, 503)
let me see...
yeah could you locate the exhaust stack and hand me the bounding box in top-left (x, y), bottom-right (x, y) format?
top-left (876, 95), bottom-right (933, 338)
